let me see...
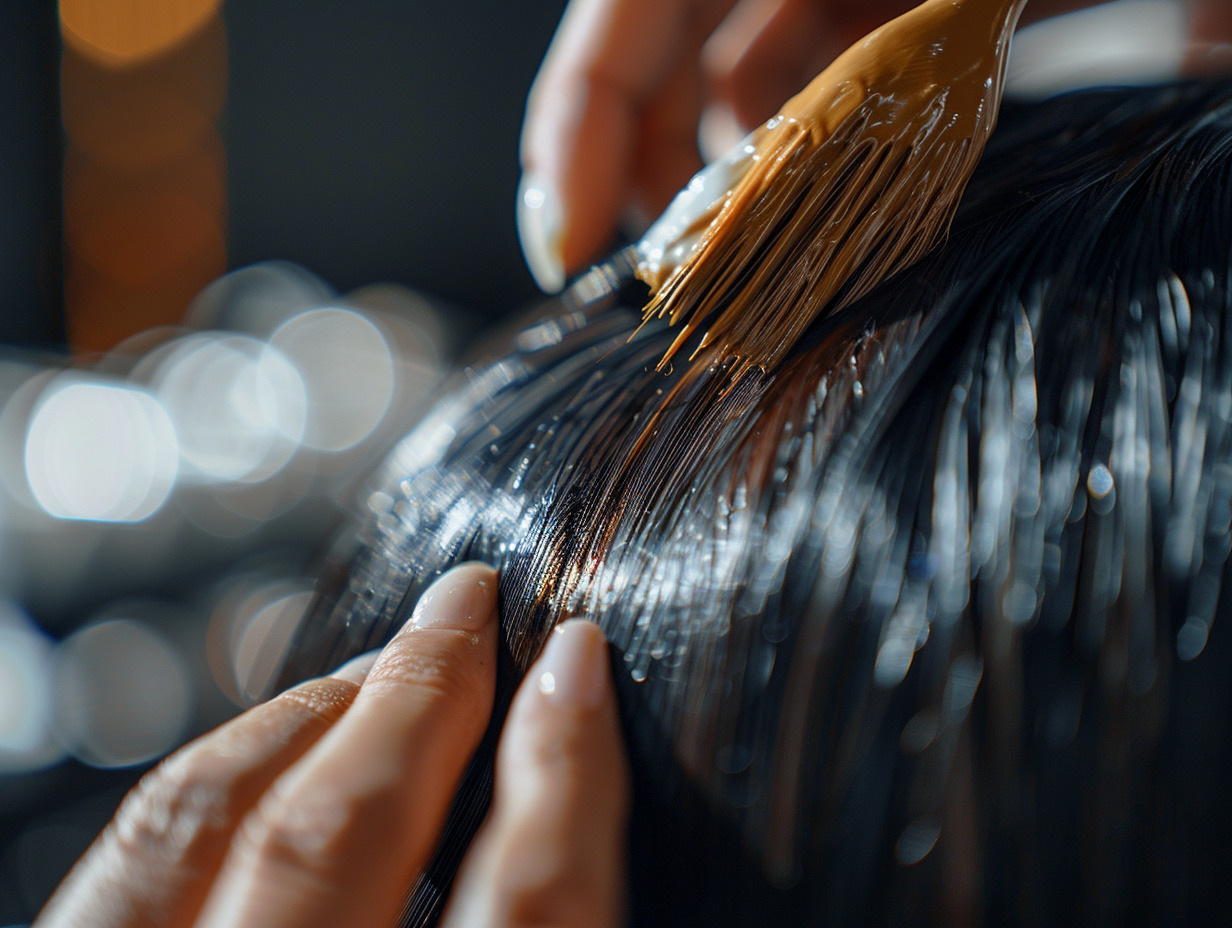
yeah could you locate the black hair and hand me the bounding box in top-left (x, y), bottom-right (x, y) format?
top-left (277, 78), bottom-right (1232, 926)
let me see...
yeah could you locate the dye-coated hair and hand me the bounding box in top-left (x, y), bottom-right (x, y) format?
top-left (278, 79), bottom-right (1232, 925)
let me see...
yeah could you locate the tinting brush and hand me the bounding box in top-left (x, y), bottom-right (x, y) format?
top-left (636, 0), bottom-right (1029, 374)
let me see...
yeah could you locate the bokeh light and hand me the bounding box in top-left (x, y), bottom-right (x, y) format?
top-left (59, 0), bottom-right (223, 65)
top-left (60, 0), bottom-right (228, 352)
top-left (51, 618), bottom-right (193, 768)
top-left (232, 588), bottom-right (314, 705)
top-left (206, 579), bottom-right (314, 706)
top-left (24, 378), bottom-right (178, 522)
top-left (183, 261), bottom-right (334, 335)
top-left (59, 15), bottom-right (227, 171)
top-left (0, 602), bottom-right (62, 773)
top-left (268, 307), bottom-right (396, 453)
top-left (149, 333), bottom-right (307, 483)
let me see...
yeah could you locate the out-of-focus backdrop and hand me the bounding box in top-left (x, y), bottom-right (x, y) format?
top-left (0, 2), bottom-right (567, 921)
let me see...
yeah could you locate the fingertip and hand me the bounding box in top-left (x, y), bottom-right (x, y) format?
top-left (519, 149), bottom-right (626, 286)
top-left (499, 617), bottom-right (627, 802)
top-left (197, 563), bottom-right (503, 928)
top-left (406, 561), bottom-right (499, 632)
top-left (698, 101), bottom-right (748, 164)
top-left (521, 71), bottom-right (634, 279)
top-left (357, 559), bottom-right (500, 722)
top-left (534, 619), bottom-right (611, 710)
top-left (517, 171), bottom-right (567, 292)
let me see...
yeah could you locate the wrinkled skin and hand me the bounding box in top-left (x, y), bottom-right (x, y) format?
top-left (36, 564), bottom-right (630, 928)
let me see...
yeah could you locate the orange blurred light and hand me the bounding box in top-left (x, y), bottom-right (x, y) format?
top-left (60, 1), bottom-right (228, 353)
top-left (63, 141), bottom-right (227, 350)
top-left (65, 252), bottom-right (226, 355)
top-left (64, 138), bottom-right (226, 285)
top-left (59, 0), bottom-right (223, 66)
top-left (60, 18), bottom-right (226, 171)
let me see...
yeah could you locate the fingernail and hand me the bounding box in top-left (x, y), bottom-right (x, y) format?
top-left (330, 650), bottom-right (380, 685)
top-left (409, 562), bottom-right (497, 631)
top-left (698, 101), bottom-right (746, 164)
top-left (517, 171), bottom-right (565, 292)
top-left (535, 619), bottom-right (607, 710)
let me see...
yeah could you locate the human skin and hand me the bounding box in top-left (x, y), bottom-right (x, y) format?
top-left (517, 0), bottom-right (1227, 290)
top-left (34, 563), bottom-right (630, 928)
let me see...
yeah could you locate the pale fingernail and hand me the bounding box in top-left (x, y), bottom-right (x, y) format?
top-left (409, 562), bottom-right (497, 631)
top-left (329, 650), bottom-right (380, 685)
top-left (535, 619), bottom-right (607, 710)
top-left (517, 171), bottom-right (565, 292)
top-left (698, 101), bottom-right (746, 164)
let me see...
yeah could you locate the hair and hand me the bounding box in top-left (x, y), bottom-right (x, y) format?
top-left (276, 78), bottom-right (1232, 926)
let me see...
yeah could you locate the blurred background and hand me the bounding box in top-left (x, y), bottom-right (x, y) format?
top-left (0, 0), bottom-right (1202, 922)
top-left (0, 1), bottom-right (567, 921)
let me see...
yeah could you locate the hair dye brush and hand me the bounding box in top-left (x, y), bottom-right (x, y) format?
top-left (637, 0), bottom-right (1029, 374)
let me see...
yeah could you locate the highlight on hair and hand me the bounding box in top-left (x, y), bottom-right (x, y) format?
top-left (276, 78), bottom-right (1232, 926)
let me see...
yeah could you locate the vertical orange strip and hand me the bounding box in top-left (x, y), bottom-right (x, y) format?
top-left (59, 0), bottom-right (227, 354)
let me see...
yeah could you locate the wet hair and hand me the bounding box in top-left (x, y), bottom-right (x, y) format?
top-left (276, 78), bottom-right (1232, 926)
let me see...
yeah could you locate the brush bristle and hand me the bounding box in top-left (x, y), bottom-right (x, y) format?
top-left (637, 0), bottom-right (1027, 375)
top-left (641, 96), bottom-right (986, 375)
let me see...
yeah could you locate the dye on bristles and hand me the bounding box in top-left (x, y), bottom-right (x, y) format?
top-left (636, 0), bottom-right (1029, 375)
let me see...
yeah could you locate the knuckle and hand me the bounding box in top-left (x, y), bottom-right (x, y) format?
top-left (236, 783), bottom-right (357, 880)
top-left (505, 869), bottom-right (603, 928)
top-left (277, 677), bottom-right (359, 724)
top-left (518, 723), bottom-right (590, 778)
top-left (365, 632), bottom-right (492, 723)
top-left (112, 753), bottom-right (234, 863)
top-left (477, 818), bottom-right (611, 928)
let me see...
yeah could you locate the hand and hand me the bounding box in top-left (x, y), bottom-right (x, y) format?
top-left (1190, 0), bottom-right (1232, 74)
top-left (516, 0), bottom-right (946, 292)
top-left (36, 563), bottom-right (630, 928)
top-left (514, 0), bottom-right (1137, 292)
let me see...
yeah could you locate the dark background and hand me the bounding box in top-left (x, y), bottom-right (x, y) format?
top-left (0, 1), bottom-right (568, 921)
top-left (0, 4), bottom-right (62, 348)
top-left (0, 0), bottom-right (570, 351)
top-left (223, 0), bottom-right (567, 317)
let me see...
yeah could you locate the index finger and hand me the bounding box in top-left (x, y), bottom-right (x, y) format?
top-left (195, 563), bottom-right (500, 928)
top-left (519, 0), bottom-right (738, 286)
top-left (36, 665), bottom-right (370, 928)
